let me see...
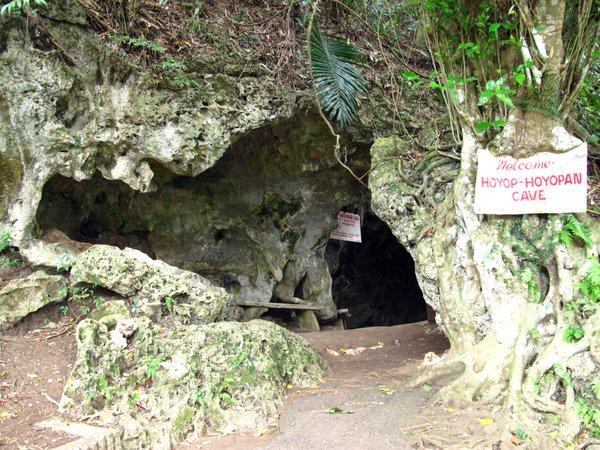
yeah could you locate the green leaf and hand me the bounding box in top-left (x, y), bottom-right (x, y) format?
top-left (515, 73), bottom-right (526, 85)
top-left (402, 71), bottom-right (420, 81)
top-left (475, 121), bottom-right (490, 132)
top-left (310, 21), bottom-right (368, 128)
top-left (489, 23), bottom-right (502, 33)
top-left (492, 119), bottom-right (505, 130)
top-left (564, 326), bottom-right (585, 343)
top-left (429, 80), bottom-right (446, 91)
top-left (496, 93), bottom-right (513, 107)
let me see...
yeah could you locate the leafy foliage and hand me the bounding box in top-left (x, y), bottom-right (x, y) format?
top-left (0, 232), bottom-right (12, 253)
top-left (579, 260), bottom-right (600, 303)
top-left (519, 268), bottom-right (541, 303)
top-left (0, 0), bottom-right (46, 15)
top-left (0, 232), bottom-right (21, 269)
top-left (163, 296), bottom-right (175, 312)
top-left (109, 35), bottom-right (167, 54)
top-left (576, 59), bottom-right (600, 145)
top-left (575, 397), bottom-right (600, 438)
top-left (310, 21), bottom-right (368, 127)
top-left (558, 214), bottom-right (594, 248)
top-left (563, 326), bottom-right (585, 343)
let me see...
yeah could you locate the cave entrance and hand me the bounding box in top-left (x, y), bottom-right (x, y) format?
top-left (325, 209), bottom-right (426, 329)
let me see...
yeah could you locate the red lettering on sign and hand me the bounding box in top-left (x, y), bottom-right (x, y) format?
top-left (512, 190), bottom-right (546, 201)
top-left (497, 159), bottom-right (554, 171)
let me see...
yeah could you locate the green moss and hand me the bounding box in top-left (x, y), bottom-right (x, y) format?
top-left (514, 72), bottom-right (562, 120)
top-left (370, 136), bottom-right (409, 159)
top-left (0, 156), bottom-right (22, 220)
top-left (254, 192), bottom-right (302, 224)
top-left (173, 406), bottom-right (196, 435)
top-left (63, 319), bottom-right (327, 447)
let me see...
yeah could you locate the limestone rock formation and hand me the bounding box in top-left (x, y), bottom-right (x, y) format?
top-left (72, 244), bottom-right (237, 323)
top-left (61, 318), bottom-right (327, 448)
top-left (369, 136), bottom-right (456, 318)
top-left (0, 270), bottom-right (67, 330)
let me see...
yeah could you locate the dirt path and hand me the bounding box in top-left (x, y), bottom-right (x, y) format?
top-left (181, 322), bottom-right (452, 450)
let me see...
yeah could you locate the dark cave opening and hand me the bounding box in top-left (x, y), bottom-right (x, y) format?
top-left (35, 173), bottom-right (156, 258)
top-left (325, 210), bottom-right (426, 329)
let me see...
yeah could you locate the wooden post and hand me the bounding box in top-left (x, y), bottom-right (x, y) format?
top-left (297, 310), bottom-right (320, 332)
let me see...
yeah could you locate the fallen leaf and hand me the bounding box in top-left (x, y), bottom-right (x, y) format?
top-left (26, 373), bottom-right (40, 379)
top-left (447, 407), bottom-right (456, 412)
top-left (285, 384), bottom-right (293, 389)
top-left (326, 407), bottom-right (344, 414)
top-left (345, 347), bottom-right (366, 356)
top-left (548, 430), bottom-right (558, 439)
top-left (325, 407), bottom-right (354, 414)
top-left (254, 428), bottom-right (270, 437)
top-left (511, 435), bottom-right (523, 446)
top-left (326, 349), bottom-right (340, 356)
top-left (421, 384), bottom-right (432, 391)
top-left (378, 386), bottom-right (395, 394)
top-left (0, 411), bottom-right (14, 419)
top-left (479, 418), bottom-right (494, 425)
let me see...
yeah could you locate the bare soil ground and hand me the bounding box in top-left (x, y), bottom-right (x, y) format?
top-left (1, 311), bottom-right (503, 450)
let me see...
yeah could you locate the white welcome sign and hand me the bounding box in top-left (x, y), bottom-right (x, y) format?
top-left (474, 146), bottom-right (587, 215)
top-left (330, 212), bottom-right (362, 243)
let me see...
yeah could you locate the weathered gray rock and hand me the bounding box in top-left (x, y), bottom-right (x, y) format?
top-left (61, 318), bottom-right (328, 449)
top-left (20, 239), bottom-right (80, 270)
top-left (0, 13), bottom-right (375, 319)
top-left (36, 113), bottom-right (371, 319)
top-left (89, 299), bottom-right (130, 330)
top-left (368, 136), bottom-right (453, 317)
top-left (72, 245), bottom-right (236, 324)
top-left (0, 14), bottom-right (303, 245)
top-left (0, 270), bottom-right (67, 330)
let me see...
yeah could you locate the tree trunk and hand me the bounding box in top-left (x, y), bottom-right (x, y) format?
top-left (412, 123), bottom-right (599, 445)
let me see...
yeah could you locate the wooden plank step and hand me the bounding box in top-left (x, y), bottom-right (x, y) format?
top-left (236, 301), bottom-right (324, 311)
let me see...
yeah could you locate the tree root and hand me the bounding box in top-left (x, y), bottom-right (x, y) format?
top-left (409, 354), bottom-right (465, 388)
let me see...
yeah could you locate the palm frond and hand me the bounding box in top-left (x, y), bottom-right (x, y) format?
top-left (310, 21), bottom-right (368, 128)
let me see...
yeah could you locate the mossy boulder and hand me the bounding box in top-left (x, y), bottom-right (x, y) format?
top-left (72, 245), bottom-right (237, 324)
top-left (0, 270), bottom-right (67, 330)
top-left (90, 299), bottom-right (130, 330)
top-left (60, 318), bottom-right (328, 448)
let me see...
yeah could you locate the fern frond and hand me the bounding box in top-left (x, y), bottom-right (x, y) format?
top-left (558, 228), bottom-right (574, 246)
top-left (560, 214), bottom-right (593, 248)
top-left (310, 21), bottom-right (368, 127)
top-left (579, 260), bottom-right (600, 303)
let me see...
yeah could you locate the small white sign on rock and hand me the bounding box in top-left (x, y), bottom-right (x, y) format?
top-left (330, 212), bottom-right (362, 243)
top-left (474, 145), bottom-right (588, 215)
